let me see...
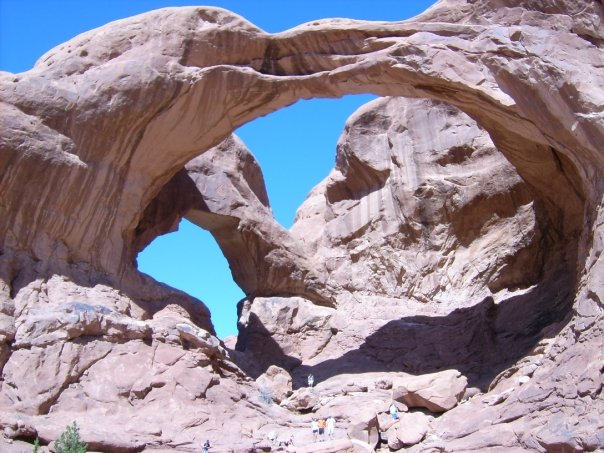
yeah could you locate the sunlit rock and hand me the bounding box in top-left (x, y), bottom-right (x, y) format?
top-left (0, 0), bottom-right (603, 450)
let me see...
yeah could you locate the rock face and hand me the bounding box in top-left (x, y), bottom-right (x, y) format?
top-left (239, 96), bottom-right (571, 389)
top-left (238, 296), bottom-right (336, 375)
top-left (392, 369), bottom-right (468, 413)
top-left (292, 97), bottom-right (543, 304)
top-left (256, 365), bottom-right (293, 404)
top-left (0, 0), bottom-right (603, 452)
top-left (386, 412), bottom-right (431, 449)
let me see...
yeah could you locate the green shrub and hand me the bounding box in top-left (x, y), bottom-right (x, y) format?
top-left (32, 438), bottom-right (41, 453)
top-left (54, 422), bottom-right (87, 453)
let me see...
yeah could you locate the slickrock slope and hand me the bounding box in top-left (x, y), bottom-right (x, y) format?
top-left (0, 0), bottom-right (603, 451)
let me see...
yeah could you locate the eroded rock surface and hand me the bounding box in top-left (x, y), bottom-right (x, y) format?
top-left (392, 369), bottom-right (467, 413)
top-left (256, 365), bottom-right (293, 404)
top-left (238, 97), bottom-right (572, 390)
top-left (0, 0), bottom-right (603, 451)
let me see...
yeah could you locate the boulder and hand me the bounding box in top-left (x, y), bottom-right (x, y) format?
top-left (374, 378), bottom-right (393, 391)
top-left (392, 370), bottom-right (468, 413)
top-left (386, 412), bottom-right (431, 449)
top-left (347, 407), bottom-right (380, 449)
top-left (281, 388), bottom-right (320, 412)
top-left (175, 322), bottom-right (224, 357)
top-left (342, 382), bottom-right (368, 394)
top-left (256, 365), bottom-right (293, 404)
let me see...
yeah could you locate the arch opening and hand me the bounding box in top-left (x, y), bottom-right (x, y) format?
top-left (134, 93), bottom-right (581, 389)
top-left (137, 218), bottom-right (244, 339)
top-left (228, 95), bottom-right (582, 388)
top-left (134, 95), bottom-right (380, 338)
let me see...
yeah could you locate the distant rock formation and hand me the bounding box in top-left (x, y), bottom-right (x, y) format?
top-left (0, 0), bottom-right (602, 451)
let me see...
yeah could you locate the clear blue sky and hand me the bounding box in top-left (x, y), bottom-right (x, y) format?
top-left (1, 0), bottom-right (435, 339)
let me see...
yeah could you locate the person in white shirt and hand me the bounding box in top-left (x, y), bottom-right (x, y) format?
top-left (308, 374), bottom-right (315, 388)
top-left (326, 416), bottom-right (336, 440)
top-left (311, 419), bottom-right (319, 442)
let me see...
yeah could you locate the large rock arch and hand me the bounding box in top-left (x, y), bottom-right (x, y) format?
top-left (1, 1), bottom-right (600, 279)
top-left (0, 0), bottom-right (603, 451)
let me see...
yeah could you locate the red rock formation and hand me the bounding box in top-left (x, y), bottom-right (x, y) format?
top-left (0, 0), bottom-right (602, 451)
top-left (238, 97), bottom-right (573, 390)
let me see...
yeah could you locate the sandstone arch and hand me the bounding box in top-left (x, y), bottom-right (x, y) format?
top-left (0, 1), bottom-right (603, 451)
top-left (1, 2), bottom-right (600, 282)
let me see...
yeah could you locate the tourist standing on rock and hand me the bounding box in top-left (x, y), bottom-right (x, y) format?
top-left (308, 374), bottom-right (315, 388)
top-left (311, 418), bottom-right (319, 442)
top-left (389, 402), bottom-right (399, 420)
top-left (203, 439), bottom-right (211, 453)
top-left (326, 416), bottom-right (336, 440)
top-left (318, 417), bottom-right (326, 441)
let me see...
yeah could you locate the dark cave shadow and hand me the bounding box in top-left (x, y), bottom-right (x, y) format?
top-left (234, 275), bottom-right (574, 390)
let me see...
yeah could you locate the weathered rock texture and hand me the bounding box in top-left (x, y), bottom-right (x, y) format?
top-left (0, 0), bottom-right (603, 451)
top-left (387, 413), bottom-right (431, 449)
top-left (238, 96), bottom-right (574, 388)
top-left (392, 369), bottom-right (468, 413)
top-left (256, 365), bottom-right (293, 404)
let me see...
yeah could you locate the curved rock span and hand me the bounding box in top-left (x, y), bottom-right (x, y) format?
top-left (0, 0), bottom-right (603, 451)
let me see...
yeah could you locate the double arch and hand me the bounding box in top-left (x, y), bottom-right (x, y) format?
top-left (1, 5), bottom-right (601, 311)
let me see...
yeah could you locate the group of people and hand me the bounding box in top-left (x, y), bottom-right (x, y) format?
top-left (310, 416), bottom-right (336, 442)
top-left (268, 431), bottom-right (294, 447)
top-left (204, 402), bottom-right (399, 451)
top-left (201, 372), bottom-right (397, 451)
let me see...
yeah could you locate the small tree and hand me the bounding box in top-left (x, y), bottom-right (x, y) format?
top-left (54, 422), bottom-right (87, 453)
top-left (32, 438), bottom-right (41, 453)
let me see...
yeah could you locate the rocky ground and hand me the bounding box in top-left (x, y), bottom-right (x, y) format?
top-left (0, 0), bottom-right (603, 451)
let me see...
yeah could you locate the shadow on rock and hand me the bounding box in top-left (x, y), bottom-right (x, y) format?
top-left (304, 284), bottom-right (572, 390)
top-left (232, 308), bottom-right (302, 379)
top-left (234, 274), bottom-right (574, 390)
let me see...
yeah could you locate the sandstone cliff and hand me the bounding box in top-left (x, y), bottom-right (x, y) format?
top-left (0, 0), bottom-right (602, 451)
top-left (238, 97), bottom-right (575, 388)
